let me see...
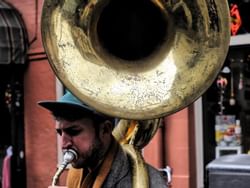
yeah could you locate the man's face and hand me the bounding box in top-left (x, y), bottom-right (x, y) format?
top-left (56, 118), bottom-right (104, 169)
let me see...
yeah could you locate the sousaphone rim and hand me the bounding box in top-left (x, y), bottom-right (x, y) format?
top-left (41, 0), bottom-right (230, 120)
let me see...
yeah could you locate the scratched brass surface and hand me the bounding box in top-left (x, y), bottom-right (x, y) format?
top-left (41, 0), bottom-right (230, 120)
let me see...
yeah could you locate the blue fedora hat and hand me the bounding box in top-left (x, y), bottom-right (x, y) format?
top-left (38, 91), bottom-right (108, 119)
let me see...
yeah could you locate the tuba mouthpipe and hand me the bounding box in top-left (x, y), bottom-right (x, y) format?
top-left (52, 149), bottom-right (78, 186)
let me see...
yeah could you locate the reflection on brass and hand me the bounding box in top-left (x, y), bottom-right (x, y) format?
top-left (113, 119), bottom-right (162, 149)
top-left (112, 118), bottom-right (162, 188)
top-left (41, 0), bottom-right (230, 187)
top-left (41, 0), bottom-right (230, 120)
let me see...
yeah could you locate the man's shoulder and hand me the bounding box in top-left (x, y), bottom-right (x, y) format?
top-left (103, 144), bottom-right (132, 187)
top-left (106, 143), bottom-right (167, 188)
top-left (109, 143), bottom-right (131, 177)
top-left (146, 164), bottom-right (168, 188)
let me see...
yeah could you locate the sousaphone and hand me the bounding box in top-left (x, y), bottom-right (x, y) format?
top-left (41, 0), bottom-right (230, 186)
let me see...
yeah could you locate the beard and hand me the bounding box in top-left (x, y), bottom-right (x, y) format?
top-left (71, 137), bottom-right (106, 169)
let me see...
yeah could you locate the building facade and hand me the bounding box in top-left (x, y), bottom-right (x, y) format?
top-left (1, 0), bottom-right (198, 188)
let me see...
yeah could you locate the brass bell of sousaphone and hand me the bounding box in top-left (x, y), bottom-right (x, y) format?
top-left (41, 0), bottom-right (230, 120)
top-left (41, 0), bottom-right (230, 187)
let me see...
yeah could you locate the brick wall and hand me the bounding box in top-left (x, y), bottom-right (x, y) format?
top-left (6, 0), bottom-right (60, 187)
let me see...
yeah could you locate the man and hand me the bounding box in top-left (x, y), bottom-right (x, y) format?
top-left (39, 91), bottom-right (167, 188)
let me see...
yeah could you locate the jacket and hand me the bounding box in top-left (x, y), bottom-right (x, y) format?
top-left (67, 141), bottom-right (167, 188)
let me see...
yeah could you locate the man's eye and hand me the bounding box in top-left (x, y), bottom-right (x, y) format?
top-left (56, 129), bottom-right (62, 136)
top-left (65, 129), bottom-right (81, 136)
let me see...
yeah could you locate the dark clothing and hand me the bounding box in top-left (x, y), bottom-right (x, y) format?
top-left (103, 143), bottom-right (167, 188)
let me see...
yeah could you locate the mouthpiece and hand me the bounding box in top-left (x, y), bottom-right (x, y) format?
top-left (51, 149), bottom-right (78, 186)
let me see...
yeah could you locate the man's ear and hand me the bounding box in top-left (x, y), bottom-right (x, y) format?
top-left (100, 120), bottom-right (113, 135)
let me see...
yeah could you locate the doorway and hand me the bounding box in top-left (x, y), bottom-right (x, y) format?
top-left (202, 45), bottom-right (250, 187)
top-left (0, 65), bottom-right (26, 188)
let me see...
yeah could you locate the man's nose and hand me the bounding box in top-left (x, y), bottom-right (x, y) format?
top-left (61, 132), bottom-right (73, 149)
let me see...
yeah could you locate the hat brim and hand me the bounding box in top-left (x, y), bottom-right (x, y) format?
top-left (38, 101), bottom-right (95, 117)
